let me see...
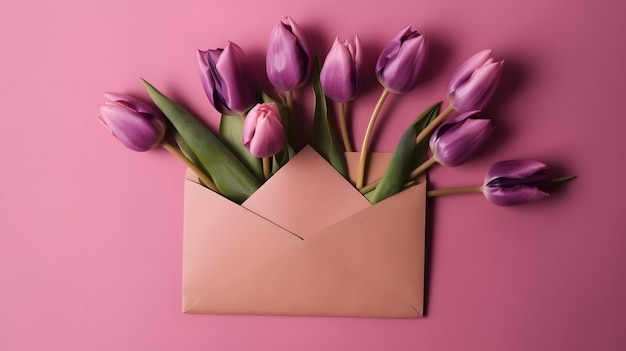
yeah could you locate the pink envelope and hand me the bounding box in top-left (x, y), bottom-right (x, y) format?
top-left (182, 146), bottom-right (426, 317)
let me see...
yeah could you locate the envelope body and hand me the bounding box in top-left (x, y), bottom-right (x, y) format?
top-left (182, 146), bottom-right (426, 318)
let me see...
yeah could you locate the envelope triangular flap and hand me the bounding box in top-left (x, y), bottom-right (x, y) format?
top-left (186, 183), bottom-right (426, 317)
top-left (242, 146), bottom-right (371, 238)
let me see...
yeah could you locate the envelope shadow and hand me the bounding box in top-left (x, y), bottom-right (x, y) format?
top-left (422, 194), bottom-right (436, 317)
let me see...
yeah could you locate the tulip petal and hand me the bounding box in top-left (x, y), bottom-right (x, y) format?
top-left (216, 43), bottom-right (257, 114)
top-left (197, 49), bottom-right (224, 113)
top-left (447, 49), bottom-right (493, 94)
top-left (266, 17), bottom-right (311, 91)
top-left (99, 104), bottom-right (164, 151)
top-left (102, 92), bottom-right (160, 115)
top-left (198, 44), bottom-right (257, 115)
top-left (485, 160), bottom-right (548, 184)
top-left (483, 185), bottom-right (550, 206)
top-left (375, 26), bottom-right (427, 93)
top-left (432, 118), bottom-right (492, 166)
top-left (246, 113), bottom-right (284, 158)
top-left (242, 103), bottom-right (284, 158)
top-left (320, 37), bottom-right (358, 102)
top-left (379, 35), bottom-right (427, 93)
top-left (451, 60), bottom-right (502, 112)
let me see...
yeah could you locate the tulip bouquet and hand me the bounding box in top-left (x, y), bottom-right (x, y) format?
top-left (99, 17), bottom-right (573, 207)
top-left (99, 17), bottom-right (576, 317)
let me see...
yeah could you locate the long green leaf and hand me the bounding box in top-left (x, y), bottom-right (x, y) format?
top-left (369, 102), bottom-right (442, 204)
top-left (219, 114), bottom-right (263, 181)
top-left (142, 79), bottom-right (261, 204)
top-left (171, 127), bottom-right (214, 184)
top-left (310, 61), bottom-right (349, 179)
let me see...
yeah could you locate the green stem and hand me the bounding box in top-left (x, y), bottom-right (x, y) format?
top-left (263, 157), bottom-right (271, 180)
top-left (284, 90), bottom-right (295, 157)
top-left (415, 104), bottom-right (455, 145)
top-left (356, 88), bottom-right (390, 189)
top-left (551, 175), bottom-right (577, 184)
top-left (162, 142), bottom-right (218, 192)
top-left (427, 186), bottom-right (484, 197)
top-left (338, 102), bottom-right (353, 152)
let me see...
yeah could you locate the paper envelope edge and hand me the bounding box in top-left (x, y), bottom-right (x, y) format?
top-left (182, 149), bottom-right (426, 318)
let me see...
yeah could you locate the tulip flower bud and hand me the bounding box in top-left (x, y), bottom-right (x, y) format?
top-left (99, 92), bottom-right (166, 152)
top-left (483, 160), bottom-right (552, 206)
top-left (429, 110), bottom-right (492, 166)
top-left (320, 35), bottom-right (362, 102)
top-left (198, 42), bottom-right (258, 115)
top-left (242, 102), bottom-right (284, 158)
top-left (375, 25), bottom-right (428, 94)
top-left (447, 50), bottom-right (503, 113)
top-left (266, 16), bottom-right (313, 91)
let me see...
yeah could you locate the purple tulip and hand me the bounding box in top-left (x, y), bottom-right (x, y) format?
top-left (447, 49), bottom-right (503, 112)
top-left (198, 42), bottom-right (258, 115)
top-left (320, 35), bottom-right (363, 102)
top-left (375, 25), bottom-right (428, 94)
top-left (429, 110), bottom-right (492, 166)
top-left (266, 17), bottom-right (313, 91)
top-left (99, 92), bottom-right (166, 152)
top-left (242, 102), bottom-right (284, 158)
top-left (483, 160), bottom-right (552, 206)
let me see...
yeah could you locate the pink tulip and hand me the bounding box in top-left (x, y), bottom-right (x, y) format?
top-left (99, 92), bottom-right (166, 151)
top-left (198, 42), bottom-right (258, 116)
top-left (483, 160), bottom-right (552, 206)
top-left (320, 35), bottom-right (362, 102)
top-left (376, 25), bottom-right (428, 94)
top-left (242, 102), bottom-right (284, 158)
top-left (266, 17), bottom-right (313, 91)
top-left (447, 50), bottom-right (503, 112)
top-left (429, 110), bottom-right (492, 166)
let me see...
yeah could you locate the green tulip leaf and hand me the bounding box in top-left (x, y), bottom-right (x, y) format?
top-left (142, 79), bottom-right (261, 204)
top-left (369, 102), bottom-right (442, 204)
top-left (171, 127), bottom-right (213, 184)
top-left (219, 114), bottom-right (264, 181)
top-left (310, 60), bottom-right (349, 179)
top-left (272, 143), bottom-right (295, 175)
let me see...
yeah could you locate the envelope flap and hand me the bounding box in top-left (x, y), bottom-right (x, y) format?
top-left (242, 146), bottom-right (371, 238)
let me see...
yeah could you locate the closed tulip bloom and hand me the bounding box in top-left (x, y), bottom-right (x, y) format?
top-left (447, 49), bottom-right (503, 113)
top-left (483, 160), bottom-right (552, 206)
top-left (198, 42), bottom-right (258, 115)
top-left (99, 92), bottom-right (166, 151)
top-left (266, 16), bottom-right (313, 91)
top-left (242, 103), bottom-right (284, 158)
top-left (320, 35), bottom-right (362, 102)
top-left (375, 25), bottom-right (428, 93)
top-left (429, 110), bottom-right (492, 166)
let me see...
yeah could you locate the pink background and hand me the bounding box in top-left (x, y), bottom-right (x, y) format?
top-left (1, 0), bottom-right (625, 350)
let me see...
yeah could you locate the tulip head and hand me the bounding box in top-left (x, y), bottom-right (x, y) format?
top-left (99, 92), bottom-right (166, 152)
top-left (447, 49), bottom-right (503, 113)
top-left (375, 25), bottom-right (428, 94)
top-left (198, 42), bottom-right (258, 115)
top-left (429, 110), bottom-right (492, 166)
top-left (320, 35), bottom-right (363, 102)
top-left (483, 160), bottom-right (552, 206)
top-left (266, 16), bottom-right (313, 91)
top-left (242, 102), bottom-right (284, 158)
